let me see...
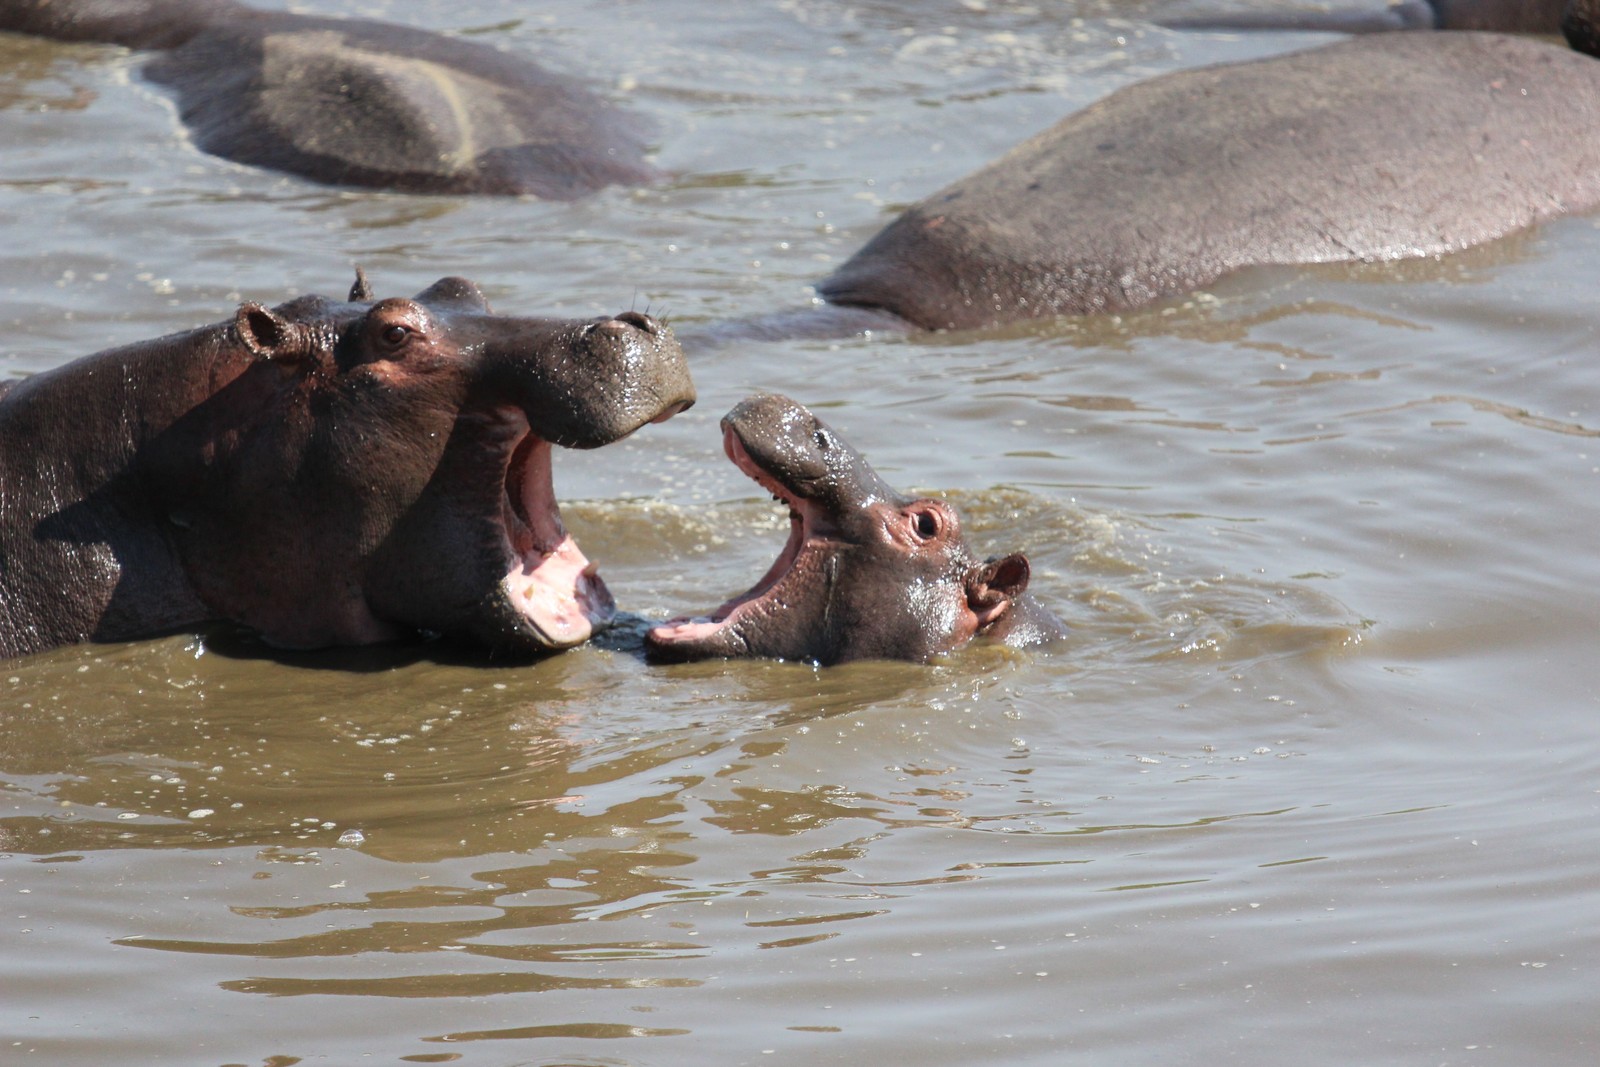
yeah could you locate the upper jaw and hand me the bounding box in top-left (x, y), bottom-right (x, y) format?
top-left (507, 314), bottom-right (697, 450)
top-left (725, 424), bottom-right (800, 506)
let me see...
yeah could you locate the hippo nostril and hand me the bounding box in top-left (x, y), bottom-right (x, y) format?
top-left (650, 396), bottom-right (695, 423)
top-left (613, 310), bottom-right (657, 334)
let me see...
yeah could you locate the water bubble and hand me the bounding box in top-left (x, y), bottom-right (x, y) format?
top-left (336, 829), bottom-right (366, 848)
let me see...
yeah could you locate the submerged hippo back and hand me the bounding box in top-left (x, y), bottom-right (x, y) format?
top-left (0, 0), bottom-right (241, 49)
top-left (0, 0), bottom-right (657, 198)
top-left (143, 12), bottom-right (658, 197)
top-left (818, 32), bottom-right (1600, 331)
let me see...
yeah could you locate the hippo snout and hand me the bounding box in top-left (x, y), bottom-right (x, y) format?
top-left (506, 311), bottom-right (694, 449)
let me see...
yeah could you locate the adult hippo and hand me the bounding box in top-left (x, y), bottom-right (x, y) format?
top-left (645, 394), bottom-right (1066, 666)
top-left (0, 274), bottom-right (696, 659)
top-left (1158, 0), bottom-right (1564, 33)
top-left (805, 30), bottom-right (1600, 333)
top-left (0, 0), bottom-right (656, 197)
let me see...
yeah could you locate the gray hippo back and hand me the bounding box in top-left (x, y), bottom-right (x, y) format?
top-left (0, 0), bottom-right (657, 197)
top-left (816, 32), bottom-right (1600, 332)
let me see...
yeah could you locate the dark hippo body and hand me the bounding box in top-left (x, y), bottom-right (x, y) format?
top-left (0, 0), bottom-right (656, 197)
top-left (1160, 0), bottom-right (1565, 33)
top-left (812, 31), bottom-right (1600, 333)
top-left (646, 395), bottom-right (1065, 666)
top-left (0, 275), bottom-right (695, 660)
top-left (1565, 0), bottom-right (1600, 50)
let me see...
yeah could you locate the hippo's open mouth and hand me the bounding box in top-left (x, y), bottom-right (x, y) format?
top-left (645, 426), bottom-right (824, 653)
top-left (499, 424), bottom-right (615, 648)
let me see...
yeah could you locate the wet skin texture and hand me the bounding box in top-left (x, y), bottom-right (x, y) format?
top-left (0, 275), bottom-right (696, 660)
top-left (816, 31), bottom-right (1600, 332)
top-left (646, 394), bottom-right (1067, 666)
top-left (0, 0), bottom-right (657, 197)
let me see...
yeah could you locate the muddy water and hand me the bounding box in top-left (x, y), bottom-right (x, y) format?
top-left (3, 2), bottom-right (1600, 1064)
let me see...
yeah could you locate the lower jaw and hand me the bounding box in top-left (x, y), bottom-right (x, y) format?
top-left (502, 534), bottom-right (616, 649)
top-left (644, 617), bottom-right (735, 662)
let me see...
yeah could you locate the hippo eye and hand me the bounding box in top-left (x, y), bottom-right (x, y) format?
top-left (912, 509), bottom-right (941, 540)
top-left (813, 429), bottom-right (831, 450)
top-left (380, 324), bottom-right (410, 346)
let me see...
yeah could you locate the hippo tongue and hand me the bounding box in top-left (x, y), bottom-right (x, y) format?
top-left (502, 433), bottom-right (615, 646)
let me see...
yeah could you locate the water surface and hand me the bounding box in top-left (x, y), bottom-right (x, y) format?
top-left (2, 3), bottom-right (1598, 1064)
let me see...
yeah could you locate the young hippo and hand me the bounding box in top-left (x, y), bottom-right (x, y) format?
top-left (646, 394), bottom-right (1066, 666)
top-left (0, 273), bottom-right (695, 659)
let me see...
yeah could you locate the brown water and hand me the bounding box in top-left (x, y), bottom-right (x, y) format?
top-left (3, 3), bottom-right (1599, 1064)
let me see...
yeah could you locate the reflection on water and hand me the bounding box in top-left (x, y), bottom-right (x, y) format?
top-left (3, 1), bottom-right (1600, 1064)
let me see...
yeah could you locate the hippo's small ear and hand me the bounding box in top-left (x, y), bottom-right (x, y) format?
top-left (235, 303), bottom-right (316, 364)
top-left (966, 553), bottom-right (1030, 629)
top-left (349, 267), bottom-right (373, 303)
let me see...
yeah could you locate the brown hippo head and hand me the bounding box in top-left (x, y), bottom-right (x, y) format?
top-left (0, 274), bottom-right (695, 658)
top-left (645, 394), bottom-right (1064, 666)
top-left (182, 276), bottom-right (695, 653)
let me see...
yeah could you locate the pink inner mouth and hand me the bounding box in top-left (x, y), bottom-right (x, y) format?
top-left (501, 430), bottom-right (615, 647)
top-left (647, 427), bottom-right (814, 646)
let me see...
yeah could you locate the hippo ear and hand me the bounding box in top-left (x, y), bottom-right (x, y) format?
top-left (349, 267), bottom-right (374, 303)
top-left (966, 553), bottom-right (1030, 629)
top-left (234, 303), bottom-right (316, 364)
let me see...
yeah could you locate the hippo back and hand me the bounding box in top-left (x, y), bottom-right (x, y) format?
top-left (818, 32), bottom-right (1600, 331)
top-left (0, 0), bottom-right (241, 50)
top-left (141, 12), bottom-right (658, 197)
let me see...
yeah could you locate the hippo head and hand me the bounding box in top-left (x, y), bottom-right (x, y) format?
top-left (645, 394), bottom-right (1051, 665)
top-left (143, 275), bottom-right (694, 654)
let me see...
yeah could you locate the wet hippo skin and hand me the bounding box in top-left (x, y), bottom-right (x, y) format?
top-left (0, 0), bottom-right (658, 197)
top-left (0, 274), bottom-right (696, 659)
top-left (646, 394), bottom-right (1067, 666)
top-left (813, 31), bottom-right (1600, 332)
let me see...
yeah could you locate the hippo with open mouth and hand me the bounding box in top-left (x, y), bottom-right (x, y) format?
top-left (645, 394), bottom-right (1066, 666)
top-left (0, 274), bottom-right (695, 659)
